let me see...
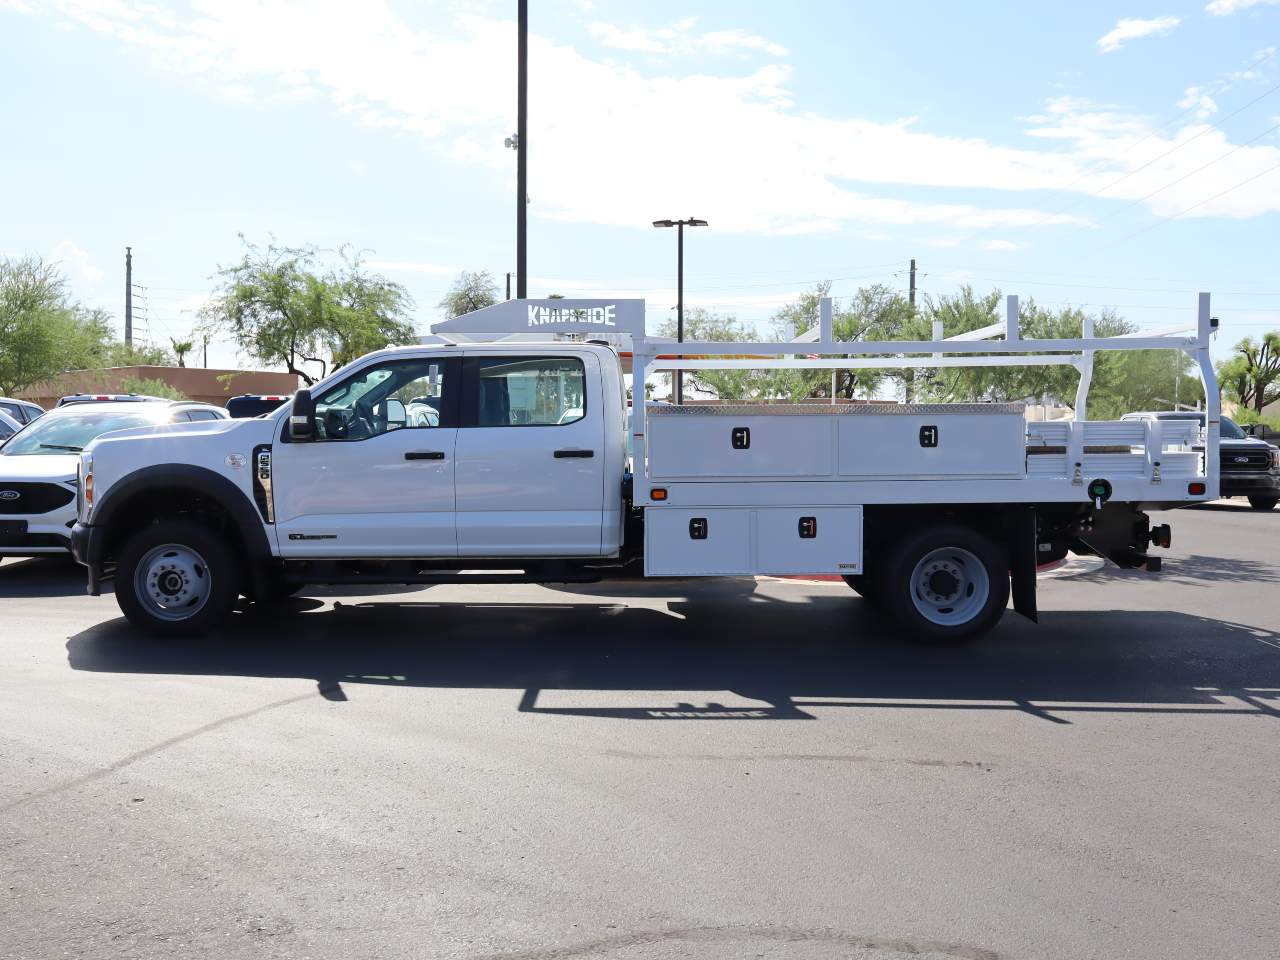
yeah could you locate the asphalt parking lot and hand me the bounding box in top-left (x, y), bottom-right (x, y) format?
top-left (2, 503), bottom-right (1278, 960)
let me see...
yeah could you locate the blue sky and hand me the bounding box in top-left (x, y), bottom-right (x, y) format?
top-left (1, 0), bottom-right (1278, 371)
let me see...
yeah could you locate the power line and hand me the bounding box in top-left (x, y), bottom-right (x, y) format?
top-left (1039, 47), bottom-right (1279, 203)
top-left (1107, 159), bottom-right (1280, 247)
top-left (1092, 118), bottom-right (1280, 225)
top-left (1090, 79), bottom-right (1280, 198)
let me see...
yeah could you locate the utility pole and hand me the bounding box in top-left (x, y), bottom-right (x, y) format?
top-left (516, 0), bottom-right (528, 299)
top-left (124, 247), bottom-right (133, 346)
top-left (506, 271), bottom-right (512, 301)
top-left (202, 335), bottom-right (209, 368)
top-left (909, 258), bottom-right (917, 308)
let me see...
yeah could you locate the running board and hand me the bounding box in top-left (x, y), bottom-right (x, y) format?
top-left (280, 559), bottom-right (601, 586)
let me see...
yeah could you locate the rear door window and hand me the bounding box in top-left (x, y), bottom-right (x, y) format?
top-left (467, 357), bottom-right (586, 427)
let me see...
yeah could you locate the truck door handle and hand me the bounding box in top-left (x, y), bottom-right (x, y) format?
top-left (554, 449), bottom-right (594, 458)
top-left (405, 451), bottom-right (446, 461)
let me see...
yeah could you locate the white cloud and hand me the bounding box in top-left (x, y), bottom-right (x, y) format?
top-left (983, 240), bottom-right (1019, 252)
top-left (14, 1), bottom-right (1280, 235)
top-left (1025, 97), bottom-right (1280, 218)
top-left (1097, 16), bottom-right (1181, 54)
top-left (1178, 86), bottom-right (1219, 120)
top-left (49, 240), bottom-right (104, 286)
top-left (1206, 0), bottom-right (1280, 15)
top-left (588, 18), bottom-right (790, 58)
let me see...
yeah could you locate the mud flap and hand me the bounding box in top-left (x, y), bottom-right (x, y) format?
top-left (1009, 506), bottom-right (1038, 623)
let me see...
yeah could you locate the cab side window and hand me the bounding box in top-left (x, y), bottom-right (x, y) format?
top-left (472, 357), bottom-right (585, 427)
top-left (311, 359), bottom-right (453, 441)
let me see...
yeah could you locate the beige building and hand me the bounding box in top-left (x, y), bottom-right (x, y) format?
top-left (18, 366), bottom-right (298, 411)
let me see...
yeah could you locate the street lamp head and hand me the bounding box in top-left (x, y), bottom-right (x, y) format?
top-left (652, 219), bottom-right (675, 228)
top-left (687, 218), bottom-right (708, 227)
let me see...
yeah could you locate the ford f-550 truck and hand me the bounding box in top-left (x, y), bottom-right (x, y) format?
top-left (71, 295), bottom-right (1222, 642)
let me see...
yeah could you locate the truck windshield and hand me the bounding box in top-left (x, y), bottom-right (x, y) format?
top-left (1145, 414), bottom-right (1247, 440)
top-left (1, 411), bottom-right (159, 456)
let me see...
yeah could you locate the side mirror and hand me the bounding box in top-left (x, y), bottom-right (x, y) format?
top-left (384, 398), bottom-right (406, 428)
top-left (289, 389), bottom-right (316, 441)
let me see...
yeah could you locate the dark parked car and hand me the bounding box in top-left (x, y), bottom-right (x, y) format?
top-left (1123, 411), bottom-right (1280, 510)
top-left (225, 394), bottom-right (291, 418)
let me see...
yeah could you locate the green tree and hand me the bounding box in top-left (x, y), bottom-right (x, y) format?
top-left (0, 256), bottom-right (118, 395)
top-left (918, 293), bottom-right (1203, 416)
top-left (774, 283), bottom-right (917, 402)
top-left (170, 338), bottom-right (194, 367)
top-left (324, 254), bottom-right (416, 369)
top-left (118, 376), bottom-right (186, 400)
top-left (202, 238), bottom-right (416, 385)
top-left (1218, 333), bottom-right (1280, 414)
top-left (439, 270), bottom-right (499, 319)
top-left (100, 339), bottom-right (174, 367)
top-left (656, 308), bottom-right (764, 400)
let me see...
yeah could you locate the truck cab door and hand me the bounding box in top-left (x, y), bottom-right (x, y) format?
top-left (454, 353), bottom-right (606, 557)
top-left (272, 356), bottom-right (460, 557)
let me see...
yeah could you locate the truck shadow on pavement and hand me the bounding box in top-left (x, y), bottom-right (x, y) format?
top-left (0, 556), bottom-right (94, 598)
top-left (1076, 553), bottom-right (1279, 586)
top-left (65, 577), bottom-right (1280, 724)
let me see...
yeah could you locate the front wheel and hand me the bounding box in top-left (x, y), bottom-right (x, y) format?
top-left (115, 521), bottom-right (240, 636)
top-left (1248, 496), bottom-right (1278, 511)
top-left (877, 523), bottom-right (1010, 643)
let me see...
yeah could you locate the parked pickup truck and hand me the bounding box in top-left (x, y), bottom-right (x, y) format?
top-left (1122, 411), bottom-right (1279, 510)
top-left (71, 296), bottom-right (1222, 642)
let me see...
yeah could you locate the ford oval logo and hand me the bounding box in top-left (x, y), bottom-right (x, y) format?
top-left (1234, 456), bottom-right (1250, 463)
top-left (0, 490), bottom-right (19, 501)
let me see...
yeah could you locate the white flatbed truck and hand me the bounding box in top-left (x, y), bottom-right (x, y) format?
top-left (71, 294), bottom-right (1222, 641)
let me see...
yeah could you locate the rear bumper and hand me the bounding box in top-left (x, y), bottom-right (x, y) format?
top-left (70, 521), bottom-right (107, 595)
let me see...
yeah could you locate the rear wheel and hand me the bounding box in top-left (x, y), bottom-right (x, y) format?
top-left (1248, 496), bottom-right (1278, 511)
top-left (115, 521), bottom-right (240, 636)
top-left (877, 523), bottom-right (1010, 643)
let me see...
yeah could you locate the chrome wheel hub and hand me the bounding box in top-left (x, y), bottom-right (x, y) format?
top-left (910, 547), bottom-right (990, 626)
top-left (135, 543), bottom-right (212, 622)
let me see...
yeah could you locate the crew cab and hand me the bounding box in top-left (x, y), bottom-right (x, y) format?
top-left (72, 290), bottom-right (1223, 643)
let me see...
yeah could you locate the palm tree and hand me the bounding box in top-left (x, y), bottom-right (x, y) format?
top-left (170, 338), bottom-right (194, 368)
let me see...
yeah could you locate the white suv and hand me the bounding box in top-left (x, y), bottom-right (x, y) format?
top-left (0, 401), bottom-right (227, 557)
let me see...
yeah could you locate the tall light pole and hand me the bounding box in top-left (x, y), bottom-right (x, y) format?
top-left (516, 0), bottom-right (528, 298)
top-left (652, 218), bottom-right (707, 404)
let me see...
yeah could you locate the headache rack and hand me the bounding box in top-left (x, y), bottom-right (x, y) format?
top-left (629, 293), bottom-right (1222, 508)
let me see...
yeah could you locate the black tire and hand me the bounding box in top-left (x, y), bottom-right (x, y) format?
top-left (115, 521), bottom-right (240, 636)
top-left (876, 523), bottom-right (1010, 643)
top-left (1248, 496), bottom-right (1278, 511)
